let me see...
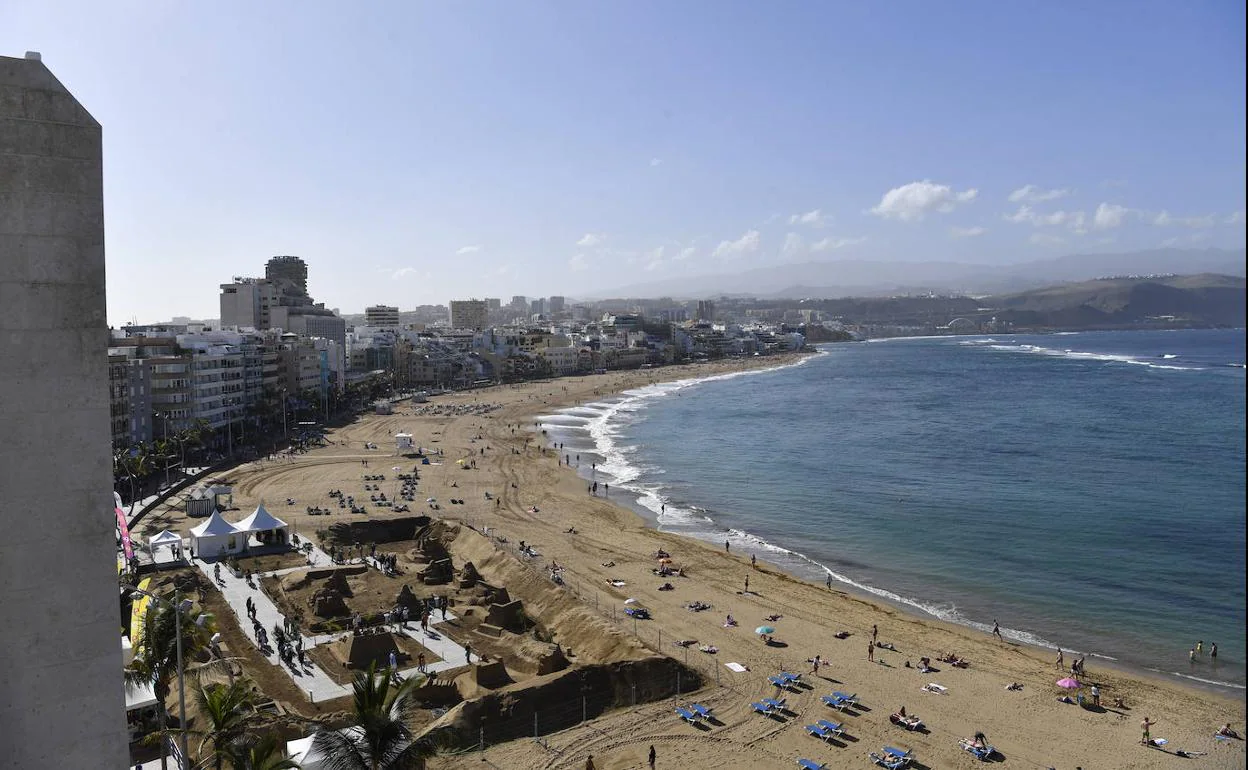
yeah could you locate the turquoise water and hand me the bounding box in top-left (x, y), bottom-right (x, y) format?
top-left (539, 329), bottom-right (1247, 691)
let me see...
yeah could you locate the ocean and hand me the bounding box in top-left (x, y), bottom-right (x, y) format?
top-left (538, 328), bottom-right (1247, 692)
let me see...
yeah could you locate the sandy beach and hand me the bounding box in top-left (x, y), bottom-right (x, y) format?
top-left (140, 354), bottom-right (1246, 769)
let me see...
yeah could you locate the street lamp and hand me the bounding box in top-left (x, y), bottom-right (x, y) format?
top-left (126, 584), bottom-right (193, 770)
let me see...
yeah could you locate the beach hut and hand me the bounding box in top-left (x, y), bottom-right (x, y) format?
top-left (234, 503), bottom-right (290, 546)
top-left (395, 432), bottom-right (414, 452)
top-left (189, 509), bottom-right (243, 558)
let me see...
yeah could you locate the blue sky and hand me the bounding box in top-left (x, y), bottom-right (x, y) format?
top-left (4, 1), bottom-right (1244, 323)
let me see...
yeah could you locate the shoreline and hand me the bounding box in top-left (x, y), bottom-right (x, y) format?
top-left (149, 352), bottom-right (1244, 768)
top-left (533, 353), bottom-right (1247, 699)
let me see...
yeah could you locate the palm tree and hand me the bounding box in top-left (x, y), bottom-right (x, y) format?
top-left (224, 732), bottom-right (302, 770)
top-left (114, 445), bottom-right (151, 513)
top-left (190, 679), bottom-right (258, 770)
top-left (125, 593), bottom-right (216, 770)
top-left (310, 664), bottom-right (435, 770)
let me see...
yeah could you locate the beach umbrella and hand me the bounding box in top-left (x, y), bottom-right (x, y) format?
top-left (755, 625), bottom-right (776, 635)
top-left (1056, 677), bottom-right (1081, 689)
top-left (624, 598), bottom-right (638, 604)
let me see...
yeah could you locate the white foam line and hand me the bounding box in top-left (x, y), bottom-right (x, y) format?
top-left (979, 342), bottom-right (1205, 371)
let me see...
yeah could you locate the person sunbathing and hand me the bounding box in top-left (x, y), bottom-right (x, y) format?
top-left (658, 582), bottom-right (674, 591)
top-left (877, 641), bottom-right (897, 651)
top-left (764, 614), bottom-right (783, 622)
top-left (1112, 696), bottom-right (1127, 709)
top-left (1218, 724), bottom-right (1241, 738)
top-left (1006, 682), bottom-right (1023, 691)
top-left (700, 644), bottom-right (718, 654)
top-left (724, 615), bottom-right (737, 627)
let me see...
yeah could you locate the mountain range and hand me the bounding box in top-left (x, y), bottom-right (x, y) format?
top-left (594, 248), bottom-right (1246, 300)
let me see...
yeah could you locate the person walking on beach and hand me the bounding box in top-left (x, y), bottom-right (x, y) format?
top-left (1141, 716), bottom-right (1156, 745)
top-left (1091, 684), bottom-right (1100, 707)
top-left (992, 619), bottom-right (1003, 641)
top-left (871, 624), bottom-right (878, 643)
top-left (585, 755), bottom-right (595, 770)
top-left (648, 745), bottom-right (656, 769)
top-left (1056, 648), bottom-right (1064, 669)
top-left (1211, 642), bottom-right (1218, 660)
top-left (751, 554), bottom-right (757, 569)
top-left (1197, 640), bottom-right (1203, 655)
top-left (811, 654), bottom-right (821, 675)
top-left (867, 642), bottom-right (874, 662)
top-left (743, 575), bottom-right (749, 593)
top-left (725, 540), bottom-right (730, 554)
top-left (1189, 647), bottom-right (1196, 663)
top-left (826, 573), bottom-right (832, 590)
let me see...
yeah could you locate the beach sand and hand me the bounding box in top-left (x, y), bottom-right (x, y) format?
top-left (140, 355), bottom-right (1246, 769)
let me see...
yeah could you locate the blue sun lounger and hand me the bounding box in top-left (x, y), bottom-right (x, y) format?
top-left (821, 694), bottom-right (853, 711)
top-left (690, 703), bottom-right (713, 720)
top-left (763, 697), bottom-right (787, 711)
top-left (779, 671), bottom-right (802, 683)
top-left (869, 753), bottom-right (906, 770)
top-left (959, 738), bottom-right (995, 760)
top-left (769, 675), bottom-right (795, 690)
top-left (883, 746), bottom-right (913, 765)
top-left (805, 724), bottom-right (831, 740)
top-left (675, 706), bottom-right (698, 724)
top-left (832, 691), bottom-right (859, 706)
top-left (797, 760), bottom-right (828, 770)
top-left (816, 719), bottom-right (844, 737)
top-left (751, 701), bottom-right (773, 716)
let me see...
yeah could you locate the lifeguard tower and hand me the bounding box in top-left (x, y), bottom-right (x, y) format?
top-left (395, 432), bottom-right (414, 453)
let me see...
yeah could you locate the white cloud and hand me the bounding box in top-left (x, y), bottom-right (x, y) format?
top-left (782, 232), bottom-right (805, 255)
top-left (674, 246), bottom-right (696, 261)
top-left (643, 246), bottom-right (667, 272)
top-left (392, 267), bottom-right (419, 279)
top-left (811, 236), bottom-right (867, 251)
top-left (649, 158), bottom-right (663, 167)
top-left (1004, 206), bottom-right (1087, 232)
top-left (576, 233), bottom-right (606, 247)
top-left (568, 254), bottom-right (589, 272)
top-left (788, 209), bottom-right (829, 227)
top-left (1225, 210), bottom-right (1245, 225)
top-left (1152, 211), bottom-right (1216, 228)
top-left (870, 180), bottom-right (978, 221)
top-left (455, 245), bottom-right (482, 255)
top-left (1008, 185), bottom-right (1070, 203)
top-left (950, 226), bottom-right (986, 238)
top-left (712, 229), bottom-right (761, 258)
top-left (1092, 203), bottom-right (1130, 230)
top-left (1029, 233), bottom-right (1067, 246)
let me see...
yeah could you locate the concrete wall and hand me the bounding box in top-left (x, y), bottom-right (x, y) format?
top-left (0, 54), bottom-right (127, 766)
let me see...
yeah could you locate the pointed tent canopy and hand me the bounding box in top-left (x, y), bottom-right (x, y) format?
top-left (189, 508), bottom-right (240, 538)
top-left (235, 503), bottom-right (288, 533)
top-left (148, 530), bottom-right (182, 549)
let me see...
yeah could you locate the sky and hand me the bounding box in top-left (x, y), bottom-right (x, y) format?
top-left (3, 1), bottom-right (1245, 324)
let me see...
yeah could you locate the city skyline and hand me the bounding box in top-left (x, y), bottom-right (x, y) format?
top-left (3, 1), bottom-right (1244, 325)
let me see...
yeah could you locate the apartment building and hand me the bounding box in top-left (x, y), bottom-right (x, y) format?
top-left (449, 299), bottom-right (488, 331)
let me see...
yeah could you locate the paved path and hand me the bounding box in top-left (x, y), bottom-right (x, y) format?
top-left (195, 553), bottom-right (473, 702)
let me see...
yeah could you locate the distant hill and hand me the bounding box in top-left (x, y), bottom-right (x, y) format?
top-left (986, 273), bottom-right (1246, 328)
top-left (785, 273), bottom-right (1244, 330)
top-left (597, 248), bottom-right (1246, 300)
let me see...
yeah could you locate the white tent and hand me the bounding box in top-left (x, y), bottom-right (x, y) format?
top-left (189, 508), bottom-right (242, 558)
top-left (395, 432), bottom-right (414, 451)
top-left (148, 529), bottom-right (182, 553)
top-left (286, 734), bottom-right (328, 770)
top-left (235, 503), bottom-right (290, 545)
top-left (125, 680), bottom-right (158, 712)
top-left (235, 503), bottom-right (288, 533)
